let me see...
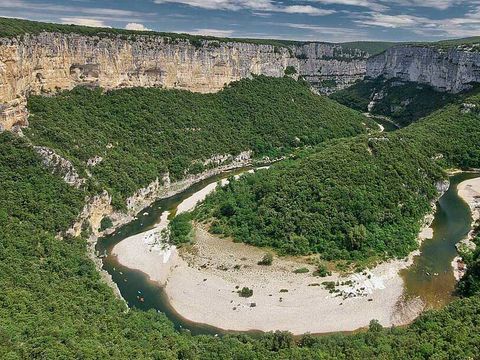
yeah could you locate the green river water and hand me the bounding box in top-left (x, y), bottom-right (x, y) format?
top-left (96, 171), bottom-right (478, 335)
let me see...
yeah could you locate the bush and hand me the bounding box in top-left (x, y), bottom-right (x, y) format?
top-left (284, 66), bottom-right (297, 75)
top-left (238, 287), bottom-right (253, 297)
top-left (293, 267), bottom-right (309, 274)
top-left (169, 213), bottom-right (193, 245)
top-left (258, 253), bottom-right (273, 266)
top-left (99, 216), bottom-right (113, 232)
top-left (314, 264), bottom-right (331, 277)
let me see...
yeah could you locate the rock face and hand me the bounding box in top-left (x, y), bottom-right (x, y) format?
top-left (0, 32), bottom-right (368, 130)
top-left (367, 45), bottom-right (480, 93)
top-left (294, 43), bottom-right (367, 94)
top-left (34, 146), bottom-right (86, 188)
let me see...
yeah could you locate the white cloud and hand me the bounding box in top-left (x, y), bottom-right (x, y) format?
top-left (355, 13), bottom-right (424, 28)
top-left (60, 17), bottom-right (110, 28)
top-left (154, 0), bottom-right (334, 16)
top-left (310, 0), bottom-right (387, 11)
top-left (125, 23), bottom-right (152, 31)
top-left (281, 22), bottom-right (368, 42)
top-left (354, 11), bottom-right (480, 38)
top-left (281, 5), bottom-right (334, 16)
top-left (0, 0), bottom-right (154, 22)
top-left (189, 28), bottom-right (235, 37)
top-left (387, 0), bottom-right (465, 10)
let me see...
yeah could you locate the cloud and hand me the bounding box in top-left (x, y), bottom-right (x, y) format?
top-left (154, 0), bottom-right (334, 16)
top-left (0, 0), bottom-right (154, 22)
top-left (355, 13), bottom-right (424, 28)
top-left (281, 5), bottom-right (334, 16)
top-left (310, 0), bottom-right (387, 11)
top-left (354, 11), bottom-right (480, 38)
top-left (189, 28), bottom-right (235, 37)
top-left (60, 17), bottom-right (110, 28)
top-left (280, 22), bottom-right (368, 42)
top-left (125, 23), bottom-right (152, 31)
top-left (387, 0), bottom-right (465, 10)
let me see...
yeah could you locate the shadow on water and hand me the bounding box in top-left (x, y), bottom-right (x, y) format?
top-left (401, 172), bottom-right (479, 309)
top-left (98, 169), bottom-right (479, 335)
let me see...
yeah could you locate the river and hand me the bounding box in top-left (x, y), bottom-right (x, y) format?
top-left (96, 167), bottom-right (252, 335)
top-left (401, 172), bottom-right (479, 309)
top-left (97, 170), bottom-right (478, 335)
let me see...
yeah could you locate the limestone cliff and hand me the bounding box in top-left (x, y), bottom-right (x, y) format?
top-left (0, 32), bottom-right (367, 130)
top-left (367, 45), bottom-right (480, 93)
top-left (34, 146), bottom-right (86, 188)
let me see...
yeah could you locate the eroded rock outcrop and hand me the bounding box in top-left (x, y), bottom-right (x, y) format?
top-left (0, 32), bottom-right (368, 130)
top-left (367, 45), bottom-right (480, 93)
top-left (34, 146), bottom-right (86, 188)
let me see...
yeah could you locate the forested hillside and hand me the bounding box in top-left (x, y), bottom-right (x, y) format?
top-left (330, 77), bottom-right (465, 126)
top-left (25, 76), bottom-right (372, 208)
top-left (196, 91), bottom-right (480, 263)
top-left (2, 114), bottom-right (480, 359)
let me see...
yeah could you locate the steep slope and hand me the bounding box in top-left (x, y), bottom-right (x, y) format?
top-left (24, 76), bottom-right (374, 209)
top-left (0, 17), bottom-right (370, 130)
top-left (195, 91), bottom-right (480, 262)
top-left (2, 97), bottom-right (480, 360)
top-left (367, 44), bottom-right (480, 93)
top-left (330, 77), bottom-right (465, 126)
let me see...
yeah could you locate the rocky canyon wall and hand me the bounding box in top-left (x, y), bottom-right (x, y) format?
top-left (367, 45), bottom-right (480, 93)
top-left (0, 32), bottom-right (367, 130)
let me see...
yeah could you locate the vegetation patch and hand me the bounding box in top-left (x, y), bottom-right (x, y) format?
top-left (293, 267), bottom-right (310, 274)
top-left (284, 66), bottom-right (297, 75)
top-left (238, 287), bottom-right (254, 297)
top-left (195, 90), bottom-right (480, 264)
top-left (26, 76), bottom-right (373, 209)
top-left (314, 264), bottom-right (332, 277)
top-left (331, 77), bottom-right (468, 127)
top-left (168, 213), bottom-right (194, 246)
top-left (258, 253), bottom-right (273, 266)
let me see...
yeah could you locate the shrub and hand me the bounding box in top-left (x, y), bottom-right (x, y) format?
top-left (284, 66), bottom-right (297, 75)
top-left (293, 267), bottom-right (309, 274)
top-left (314, 264), bottom-right (331, 277)
top-left (169, 213), bottom-right (193, 245)
top-left (99, 216), bottom-right (113, 231)
top-left (258, 253), bottom-right (273, 265)
top-left (238, 287), bottom-right (253, 297)
top-left (322, 281), bottom-right (336, 291)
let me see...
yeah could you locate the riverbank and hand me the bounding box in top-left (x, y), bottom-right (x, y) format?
top-left (109, 174), bottom-right (452, 334)
top-left (111, 176), bottom-right (435, 335)
top-left (164, 224), bottom-right (426, 334)
top-left (453, 177), bottom-right (480, 279)
top-left (76, 154), bottom-right (259, 301)
top-left (112, 215), bottom-right (426, 334)
top-left (457, 177), bottom-right (480, 231)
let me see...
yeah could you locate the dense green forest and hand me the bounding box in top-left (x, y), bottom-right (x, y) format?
top-left (330, 77), bottom-right (465, 127)
top-left (2, 130), bottom-right (480, 359)
top-left (26, 76), bottom-right (373, 209)
top-left (195, 90), bottom-right (480, 263)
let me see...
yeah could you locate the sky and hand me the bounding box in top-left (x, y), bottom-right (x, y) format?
top-left (1, 0), bottom-right (480, 43)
